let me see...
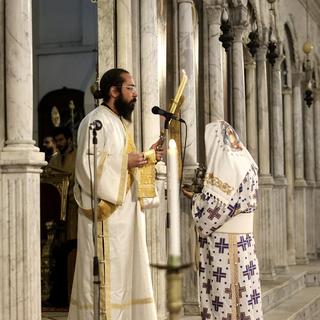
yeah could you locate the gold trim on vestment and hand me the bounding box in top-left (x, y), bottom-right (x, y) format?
top-left (118, 149), bottom-right (129, 203)
top-left (205, 173), bottom-right (234, 195)
top-left (111, 297), bottom-right (154, 309)
top-left (125, 127), bottom-right (135, 191)
top-left (97, 151), bottom-right (107, 182)
top-left (229, 234), bottom-right (240, 320)
top-left (98, 220), bottom-right (112, 320)
top-left (69, 296), bottom-right (154, 311)
top-left (69, 298), bottom-right (93, 310)
top-left (80, 200), bottom-right (116, 221)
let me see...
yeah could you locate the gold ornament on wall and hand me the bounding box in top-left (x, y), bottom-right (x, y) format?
top-left (303, 41), bottom-right (313, 56)
top-left (51, 106), bottom-right (61, 127)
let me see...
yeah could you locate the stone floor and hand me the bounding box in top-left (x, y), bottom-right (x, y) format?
top-left (42, 313), bottom-right (200, 320)
top-left (42, 261), bottom-right (320, 320)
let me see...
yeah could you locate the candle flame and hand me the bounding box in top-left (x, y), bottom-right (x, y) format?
top-left (169, 139), bottom-right (177, 149)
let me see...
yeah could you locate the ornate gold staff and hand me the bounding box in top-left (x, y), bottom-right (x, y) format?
top-left (157, 70), bottom-right (188, 166)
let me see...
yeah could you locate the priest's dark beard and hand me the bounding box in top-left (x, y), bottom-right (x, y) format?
top-left (115, 94), bottom-right (136, 122)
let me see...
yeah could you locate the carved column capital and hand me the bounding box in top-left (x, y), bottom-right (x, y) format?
top-left (282, 87), bottom-right (292, 96)
top-left (273, 53), bottom-right (285, 70)
top-left (259, 26), bottom-right (270, 46)
top-left (233, 25), bottom-right (246, 42)
top-left (244, 53), bottom-right (256, 68)
top-left (177, 0), bottom-right (194, 4)
top-left (204, 0), bottom-right (224, 6)
top-left (256, 45), bottom-right (268, 62)
top-left (206, 5), bottom-right (222, 25)
top-left (230, 0), bottom-right (248, 7)
top-left (230, 4), bottom-right (248, 28)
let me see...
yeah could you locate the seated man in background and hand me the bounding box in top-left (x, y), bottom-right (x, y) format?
top-left (49, 126), bottom-right (78, 305)
top-left (50, 126), bottom-right (77, 240)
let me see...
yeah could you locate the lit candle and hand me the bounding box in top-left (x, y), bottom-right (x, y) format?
top-left (167, 139), bottom-right (181, 263)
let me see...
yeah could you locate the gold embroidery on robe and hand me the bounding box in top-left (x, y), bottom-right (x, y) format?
top-left (205, 173), bottom-right (234, 195)
top-left (125, 127), bottom-right (157, 199)
top-left (137, 149), bottom-right (156, 198)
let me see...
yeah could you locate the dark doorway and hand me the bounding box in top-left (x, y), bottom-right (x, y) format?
top-left (38, 87), bottom-right (85, 147)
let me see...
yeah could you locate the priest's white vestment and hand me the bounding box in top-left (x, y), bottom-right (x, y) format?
top-left (68, 105), bottom-right (158, 320)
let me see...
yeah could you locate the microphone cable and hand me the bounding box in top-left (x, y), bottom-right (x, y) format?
top-left (179, 120), bottom-right (188, 191)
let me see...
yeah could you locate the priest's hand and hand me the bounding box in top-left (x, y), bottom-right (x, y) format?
top-left (128, 152), bottom-right (148, 169)
top-left (150, 138), bottom-right (165, 162)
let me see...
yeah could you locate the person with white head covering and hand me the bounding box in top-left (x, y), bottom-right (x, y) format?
top-left (183, 120), bottom-right (263, 320)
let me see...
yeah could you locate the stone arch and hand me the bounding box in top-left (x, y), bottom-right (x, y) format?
top-left (282, 23), bottom-right (297, 89)
top-left (283, 18), bottom-right (301, 71)
top-left (247, 0), bottom-right (261, 29)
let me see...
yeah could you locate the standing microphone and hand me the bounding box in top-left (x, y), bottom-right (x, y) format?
top-left (151, 106), bottom-right (184, 122)
top-left (89, 120), bottom-right (103, 131)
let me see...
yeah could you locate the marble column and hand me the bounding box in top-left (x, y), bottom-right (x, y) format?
top-left (178, 0), bottom-right (199, 314)
top-left (245, 56), bottom-right (258, 162)
top-left (304, 92), bottom-right (316, 259)
top-left (271, 57), bottom-right (285, 178)
top-left (293, 73), bottom-right (305, 181)
top-left (257, 45), bottom-right (271, 177)
top-left (315, 89), bottom-right (320, 184)
top-left (98, 0), bottom-right (115, 73)
top-left (314, 88), bottom-right (320, 256)
top-left (0, 0), bottom-right (4, 149)
top-left (116, 0), bottom-right (133, 71)
top-left (140, 0), bottom-right (161, 149)
top-left (140, 1), bottom-right (166, 318)
top-left (271, 57), bottom-right (288, 273)
top-left (178, 0), bottom-right (198, 168)
top-left (117, 0), bottom-right (142, 147)
top-left (205, 3), bottom-right (224, 121)
top-left (272, 57), bottom-right (287, 265)
top-left (255, 45), bottom-right (275, 279)
top-left (283, 88), bottom-right (296, 265)
top-left (0, 1), bottom-right (45, 319)
top-left (292, 72), bottom-right (308, 264)
top-left (231, 5), bottom-right (247, 144)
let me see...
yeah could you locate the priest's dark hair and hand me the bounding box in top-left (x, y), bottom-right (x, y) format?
top-left (93, 68), bottom-right (129, 102)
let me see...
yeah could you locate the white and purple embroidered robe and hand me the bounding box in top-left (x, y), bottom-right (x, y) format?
top-left (191, 121), bottom-right (263, 320)
top-left (192, 166), bottom-right (263, 320)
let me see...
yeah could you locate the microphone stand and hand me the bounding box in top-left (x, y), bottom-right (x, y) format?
top-left (90, 126), bottom-right (101, 320)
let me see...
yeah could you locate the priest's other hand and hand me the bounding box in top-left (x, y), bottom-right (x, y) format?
top-left (128, 152), bottom-right (148, 169)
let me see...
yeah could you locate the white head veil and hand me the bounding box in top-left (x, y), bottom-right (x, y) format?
top-left (203, 120), bottom-right (258, 205)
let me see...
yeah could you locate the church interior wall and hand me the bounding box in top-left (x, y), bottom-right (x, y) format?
top-left (32, 0), bottom-right (97, 144)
